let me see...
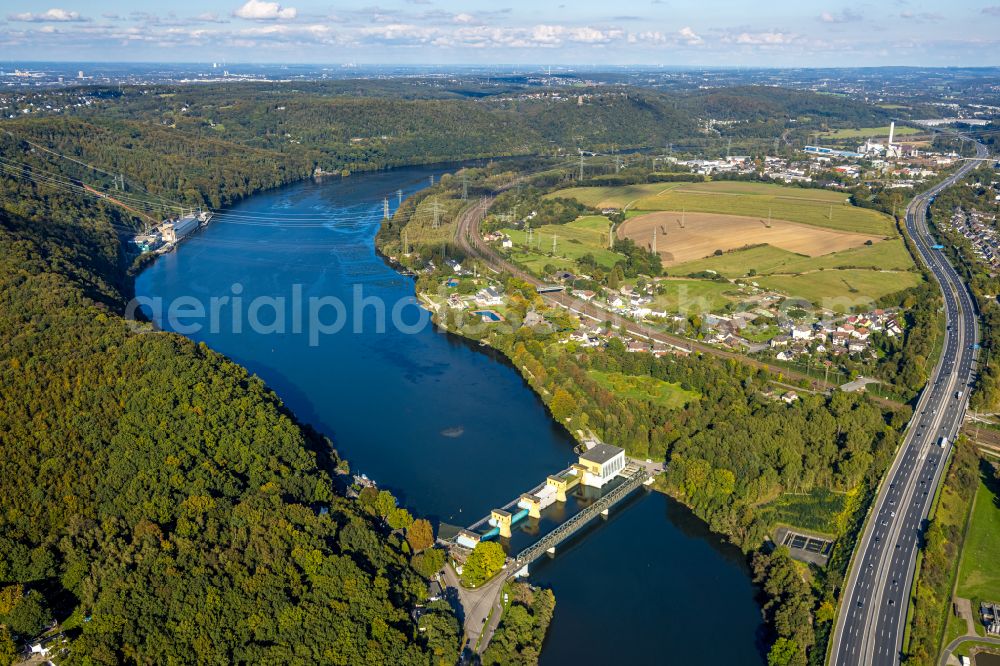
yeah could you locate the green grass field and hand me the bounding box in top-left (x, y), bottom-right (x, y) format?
top-left (820, 125), bottom-right (921, 139)
top-left (652, 278), bottom-right (742, 313)
top-left (547, 183), bottom-right (679, 209)
top-left (670, 238), bottom-right (916, 278)
top-left (759, 488), bottom-right (848, 535)
top-left (587, 370), bottom-right (699, 408)
top-left (755, 269), bottom-right (923, 312)
top-left (551, 181), bottom-right (893, 235)
top-left (506, 215), bottom-right (624, 272)
top-left (956, 475), bottom-right (1000, 602)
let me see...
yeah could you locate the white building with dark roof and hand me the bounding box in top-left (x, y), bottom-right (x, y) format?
top-left (577, 443), bottom-right (626, 488)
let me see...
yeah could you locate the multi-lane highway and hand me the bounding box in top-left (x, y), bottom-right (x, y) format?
top-left (830, 139), bottom-right (988, 665)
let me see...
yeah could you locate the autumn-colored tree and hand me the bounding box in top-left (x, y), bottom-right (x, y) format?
top-left (549, 388), bottom-right (577, 422)
top-left (407, 519), bottom-right (435, 552)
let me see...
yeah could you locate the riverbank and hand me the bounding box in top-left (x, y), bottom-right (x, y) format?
top-left (377, 164), bottom-right (915, 665)
top-left (136, 169), bottom-right (766, 665)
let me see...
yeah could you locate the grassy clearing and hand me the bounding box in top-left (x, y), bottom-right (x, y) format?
top-left (402, 195), bottom-right (467, 246)
top-left (758, 488), bottom-right (847, 534)
top-left (554, 181), bottom-right (891, 235)
top-left (506, 215), bottom-right (624, 271)
top-left (820, 125), bottom-right (921, 139)
top-left (506, 249), bottom-right (576, 276)
top-left (670, 238), bottom-right (916, 278)
top-left (652, 278), bottom-right (741, 313)
top-left (956, 474), bottom-right (1000, 602)
top-left (755, 269), bottom-right (923, 312)
top-left (587, 370), bottom-right (700, 408)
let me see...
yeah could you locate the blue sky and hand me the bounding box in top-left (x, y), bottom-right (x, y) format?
top-left (1, 0), bottom-right (999, 66)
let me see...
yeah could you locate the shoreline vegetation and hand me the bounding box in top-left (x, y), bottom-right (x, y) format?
top-left (376, 157), bottom-right (948, 665)
top-left (1, 80), bottom-right (921, 664)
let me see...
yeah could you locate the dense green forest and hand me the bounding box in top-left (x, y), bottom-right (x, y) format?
top-left (481, 583), bottom-right (555, 666)
top-left (0, 80), bottom-right (911, 664)
top-left (31, 79), bottom-right (893, 174)
top-left (0, 124), bottom-right (458, 664)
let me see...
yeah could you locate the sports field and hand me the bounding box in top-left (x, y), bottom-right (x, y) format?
top-left (552, 181), bottom-right (894, 235)
top-left (617, 210), bottom-right (882, 266)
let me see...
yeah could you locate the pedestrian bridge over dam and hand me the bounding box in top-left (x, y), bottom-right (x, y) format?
top-left (452, 442), bottom-right (653, 574)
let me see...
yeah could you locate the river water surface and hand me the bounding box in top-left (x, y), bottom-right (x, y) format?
top-left (134, 165), bottom-right (765, 664)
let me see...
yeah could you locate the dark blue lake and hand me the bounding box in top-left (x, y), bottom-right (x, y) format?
top-left (134, 165), bottom-right (765, 664)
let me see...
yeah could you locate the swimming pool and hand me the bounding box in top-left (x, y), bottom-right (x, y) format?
top-left (471, 310), bottom-right (503, 322)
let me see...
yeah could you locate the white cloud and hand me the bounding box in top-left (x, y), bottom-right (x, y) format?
top-left (678, 26), bottom-right (703, 45)
top-left (899, 11), bottom-right (943, 21)
top-left (7, 8), bottom-right (88, 22)
top-left (725, 30), bottom-right (799, 45)
top-left (819, 9), bottom-right (862, 23)
top-left (196, 13), bottom-right (228, 23)
top-left (233, 0), bottom-right (297, 20)
top-left (453, 13), bottom-right (475, 24)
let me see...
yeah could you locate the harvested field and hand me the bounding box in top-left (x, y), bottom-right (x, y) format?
top-left (618, 210), bottom-right (884, 266)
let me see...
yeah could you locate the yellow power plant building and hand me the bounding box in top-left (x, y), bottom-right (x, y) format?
top-left (576, 443), bottom-right (626, 488)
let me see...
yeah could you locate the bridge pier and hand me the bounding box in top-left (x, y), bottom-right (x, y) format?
top-left (546, 546), bottom-right (556, 556)
top-left (519, 493), bottom-right (542, 519)
top-left (600, 508), bottom-right (609, 519)
top-left (546, 472), bottom-right (580, 502)
top-left (490, 509), bottom-right (513, 538)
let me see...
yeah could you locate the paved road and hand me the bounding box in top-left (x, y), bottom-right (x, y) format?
top-left (440, 561), bottom-right (510, 656)
top-left (939, 635), bottom-right (1000, 666)
top-left (453, 197), bottom-right (854, 396)
top-left (829, 139), bottom-right (987, 666)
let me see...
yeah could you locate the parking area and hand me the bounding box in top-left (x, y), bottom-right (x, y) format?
top-left (775, 527), bottom-right (834, 566)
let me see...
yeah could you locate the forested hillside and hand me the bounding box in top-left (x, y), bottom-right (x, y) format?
top-left (0, 80), bottom-right (907, 665)
top-left (0, 129), bottom-right (456, 664)
top-left (29, 79), bottom-right (891, 176)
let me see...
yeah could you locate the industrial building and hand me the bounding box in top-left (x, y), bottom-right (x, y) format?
top-left (577, 443), bottom-right (626, 488)
top-left (160, 214), bottom-right (200, 244)
top-left (455, 442), bottom-right (628, 547)
top-left (982, 601), bottom-right (1000, 634)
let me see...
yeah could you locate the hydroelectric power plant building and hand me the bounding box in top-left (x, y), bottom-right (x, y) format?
top-left (456, 443), bottom-right (627, 547)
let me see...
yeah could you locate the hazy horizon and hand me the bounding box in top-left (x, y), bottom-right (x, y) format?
top-left (2, 0), bottom-right (1000, 68)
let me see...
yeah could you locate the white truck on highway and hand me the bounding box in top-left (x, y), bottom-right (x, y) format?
top-left (939, 436), bottom-right (949, 448)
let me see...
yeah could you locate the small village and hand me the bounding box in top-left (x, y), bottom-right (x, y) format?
top-left (422, 252), bottom-right (907, 394)
top-left (940, 205), bottom-right (1000, 271)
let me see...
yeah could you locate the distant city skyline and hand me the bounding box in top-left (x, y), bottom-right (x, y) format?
top-left (2, 0), bottom-right (1000, 66)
